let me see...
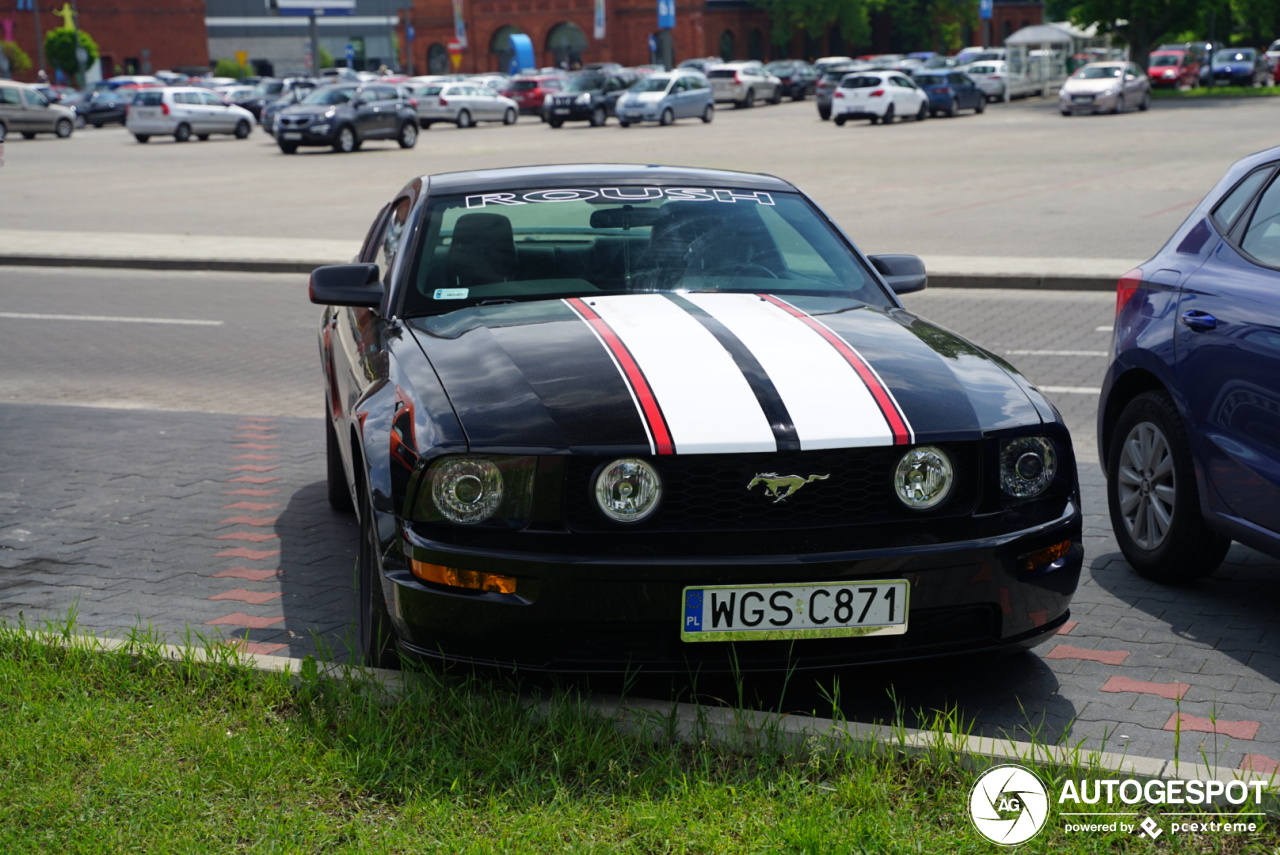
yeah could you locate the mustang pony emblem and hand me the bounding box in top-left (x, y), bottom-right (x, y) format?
top-left (747, 472), bottom-right (830, 503)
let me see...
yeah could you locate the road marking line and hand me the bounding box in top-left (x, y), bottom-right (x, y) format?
top-left (0, 311), bottom-right (223, 326)
top-left (1007, 349), bottom-right (1109, 357)
top-left (1042, 386), bottom-right (1102, 395)
top-left (1094, 325), bottom-right (1114, 332)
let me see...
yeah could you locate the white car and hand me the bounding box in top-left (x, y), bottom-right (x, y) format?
top-left (1059, 61), bottom-right (1151, 115)
top-left (706, 61), bottom-right (783, 108)
top-left (831, 71), bottom-right (928, 125)
top-left (414, 81), bottom-right (518, 128)
top-left (963, 60), bottom-right (1039, 101)
top-left (127, 86), bottom-right (255, 143)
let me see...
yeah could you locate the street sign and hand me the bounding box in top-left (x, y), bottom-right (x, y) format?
top-left (407, 25), bottom-right (415, 42)
top-left (345, 43), bottom-right (355, 67)
top-left (979, 0), bottom-right (993, 21)
top-left (657, 0), bottom-right (674, 29)
top-left (447, 38), bottom-right (463, 70)
top-left (276, 0), bottom-right (354, 16)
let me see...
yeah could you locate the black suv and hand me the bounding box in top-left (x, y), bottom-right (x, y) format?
top-left (542, 70), bottom-right (638, 128)
top-left (274, 82), bottom-right (418, 154)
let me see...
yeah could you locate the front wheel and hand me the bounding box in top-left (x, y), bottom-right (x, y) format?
top-left (975, 98), bottom-right (985, 114)
top-left (1113, 95), bottom-right (1125, 114)
top-left (197, 134), bottom-right (210, 141)
top-left (818, 106), bottom-right (831, 121)
top-left (55, 118), bottom-right (73, 138)
top-left (397, 121), bottom-right (417, 148)
top-left (590, 105), bottom-right (607, 127)
top-left (1106, 391), bottom-right (1231, 582)
top-left (701, 104), bottom-right (714, 123)
top-left (279, 142), bottom-right (298, 154)
top-left (659, 107), bottom-right (674, 126)
top-left (134, 133), bottom-right (150, 143)
top-left (75, 114), bottom-right (86, 129)
top-left (548, 118), bottom-right (563, 128)
top-left (618, 120), bottom-right (631, 128)
top-left (503, 107), bottom-right (517, 125)
top-left (356, 490), bottom-right (399, 670)
top-left (916, 101), bottom-right (928, 121)
top-left (234, 119), bottom-right (251, 139)
top-left (1138, 91), bottom-right (1151, 111)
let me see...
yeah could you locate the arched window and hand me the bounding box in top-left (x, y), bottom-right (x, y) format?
top-left (748, 29), bottom-right (763, 61)
top-left (490, 26), bottom-right (523, 74)
top-left (547, 21), bottom-right (588, 70)
top-left (719, 30), bottom-right (735, 61)
top-left (427, 43), bottom-right (450, 75)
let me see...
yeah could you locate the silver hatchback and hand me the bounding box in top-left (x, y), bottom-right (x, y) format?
top-left (414, 82), bottom-right (518, 128)
top-left (127, 86), bottom-right (255, 143)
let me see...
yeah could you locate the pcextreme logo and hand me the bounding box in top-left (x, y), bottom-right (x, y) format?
top-left (969, 764), bottom-right (1051, 845)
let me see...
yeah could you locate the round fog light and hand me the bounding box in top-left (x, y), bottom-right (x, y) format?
top-left (894, 446), bottom-right (954, 510)
top-left (595, 458), bottom-right (662, 523)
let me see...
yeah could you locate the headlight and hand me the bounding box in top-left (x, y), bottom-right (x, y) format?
top-left (1000, 437), bottom-right (1057, 499)
top-left (419, 455), bottom-right (536, 526)
top-left (595, 458), bottom-right (662, 523)
top-left (577, 93), bottom-right (591, 104)
top-left (893, 446), bottom-right (954, 510)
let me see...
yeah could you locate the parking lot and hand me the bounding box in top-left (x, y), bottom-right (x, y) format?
top-left (3, 95), bottom-right (1280, 773)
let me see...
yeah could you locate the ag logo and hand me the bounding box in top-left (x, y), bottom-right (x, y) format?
top-left (968, 764), bottom-right (1050, 845)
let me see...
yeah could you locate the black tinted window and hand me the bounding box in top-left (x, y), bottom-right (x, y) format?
top-left (1213, 168), bottom-right (1274, 233)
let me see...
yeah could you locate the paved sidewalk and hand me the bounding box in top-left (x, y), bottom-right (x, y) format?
top-left (0, 228), bottom-right (1132, 289)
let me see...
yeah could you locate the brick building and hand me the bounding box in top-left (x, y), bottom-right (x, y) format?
top-left (2, 1), bottom-right (207, 83)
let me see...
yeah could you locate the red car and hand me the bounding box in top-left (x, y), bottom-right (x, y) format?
top-left (500, 73), bottom-right (567, 118)
top-left (1147, 50), bottom-right (1199, 88)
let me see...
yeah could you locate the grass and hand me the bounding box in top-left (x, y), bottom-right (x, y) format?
top-left (0, 617), bottom-right (1275, 854)
top-left (1152, 85), bottom-right (1280, 99)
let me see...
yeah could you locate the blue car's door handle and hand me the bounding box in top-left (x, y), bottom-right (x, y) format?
top-left (1180, 310), bottom-right (1218, 331)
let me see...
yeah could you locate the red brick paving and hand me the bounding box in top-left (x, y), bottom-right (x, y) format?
top-left (213, 567), bottom-right (282, 581)
top-left (223, 488), bottom-right (280, 497)
top-left (1164, 713), bottom-right (1260, 741)
top-left (213, 547), bottom-right (282, 561)
top-left (228, 464), bottom-right (279, 472)
top-left (209, 588), bottom-right (284, 605)
top-left (1101, 675), bottom-right (1189, 700)
top-left (218, 515), bottom-right (279, 527)
top-left (231, 453), bottom-right (279, 461)
top-left (214, 531), bottom-right (279, 543)
top-left (226, 475), bottom-right (280, 484)
top-left (220, 501), bottom-right (281, 511)
top-left (205, 612), bottom-right (286, 630)
top-left (1044, 644), bottom-right (1129, 665)
top-left (1058, 621), bottom-right (1079, 635)
top-left (1240, 755), bottom-right (1280, 774)
top-left (233, 442), bottom-right (280, 450)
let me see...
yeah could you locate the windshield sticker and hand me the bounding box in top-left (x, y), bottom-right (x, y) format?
top-left (434, 288), bottom-right (470, 300)
top-left (464, 187), bottom-right (775, 208)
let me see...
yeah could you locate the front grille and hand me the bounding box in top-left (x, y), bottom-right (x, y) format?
top-left (563, 445), bottom-right (980, 534)
top-left (277, 116), bottom-right (310, 129)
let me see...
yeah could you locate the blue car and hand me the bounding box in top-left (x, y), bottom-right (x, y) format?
top-left (912, 70), bottom-right (985, 117)
top-left (1098, 145), bottom-right (1280, 582)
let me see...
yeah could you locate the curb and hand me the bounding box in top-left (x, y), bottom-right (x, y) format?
top-left (58, 631), bottom-right (1280, 805)
top-left (1, 254), bottom-right (1115, 290)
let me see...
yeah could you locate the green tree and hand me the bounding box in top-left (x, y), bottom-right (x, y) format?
top-left (213, 58), bottom-right (248, 80)
top-left (43, 27), bottom-right (99, 83)
top-left (1063, 0), bottom-right (1203, 68)
top-left (750, 0), bottom-right (881, 54)
top-left (1, 40), bottom-right (33, 77)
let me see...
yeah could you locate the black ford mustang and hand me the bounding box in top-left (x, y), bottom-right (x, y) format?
top-left (311, 164), bottom-right (1082, 672)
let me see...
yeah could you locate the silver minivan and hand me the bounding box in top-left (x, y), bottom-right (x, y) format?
top-left (0, 80), bottom-right (76, 139)
top-left (127, 86), bottom-right (255, 143)
top-left (615, 71), bottom-right (714, 126)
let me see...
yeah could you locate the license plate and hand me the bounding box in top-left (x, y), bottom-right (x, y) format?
top-left (682, 579), bottom-right (908, 642)
top-left (1072, 96), bottom-right (1092, 104)
top-left (553, 108), bottom-right (569, 114)
top-left (281, 131), bottom-right (301, 140)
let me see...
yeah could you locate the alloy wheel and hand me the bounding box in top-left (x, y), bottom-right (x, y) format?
top-left (1115, 420), bottom-right (1176, 550)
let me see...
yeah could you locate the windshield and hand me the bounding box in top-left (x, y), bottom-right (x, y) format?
top-left (1214, 49), bottom-right (1255, 62)
top-left (1074, 66), bottom-right (1122, 79)
top-left (255, 81), bottom-right (285, 96)
top-left (402, 187), bottom-right (889, 317)
top-left (913, 75), bottom-right (946, 86)
top-left (1150, 55), bottom-right (1181, 67)
top-left (632, 76), bottom-right (672, 92)
top-left (566, 75), bottom-right (605, 93)
top-left (302, 86), bottom-right (354, 105)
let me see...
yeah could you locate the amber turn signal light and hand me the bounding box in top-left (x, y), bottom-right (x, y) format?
top-left (1018, 540), bottom-right (1073, 573)
top-left (411, 559), bottom-right (517, 594)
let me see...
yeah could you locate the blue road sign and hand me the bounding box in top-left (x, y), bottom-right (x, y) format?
top-left (979, 0), bottom-right (993, 21)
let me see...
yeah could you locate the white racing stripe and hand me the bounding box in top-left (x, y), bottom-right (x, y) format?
top-left (586, 295), bottom-right (777, 453)
top-left (0, 312), bottom-right (223, 326)
top-left (684, 293), bottom-right (895, 448)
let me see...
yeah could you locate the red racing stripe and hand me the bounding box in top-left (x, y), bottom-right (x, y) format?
top-left (565, 298), bottom-right (675, 454)
top-left (759, 295), bottom-right (912, 445)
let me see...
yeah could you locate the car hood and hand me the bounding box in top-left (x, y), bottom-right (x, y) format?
top-left (405, 293), bottom-right (1051, 455)
top-left (622, 91), bottom-right (669, 102)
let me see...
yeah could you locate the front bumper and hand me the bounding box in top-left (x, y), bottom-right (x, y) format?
top-left (383, 501), bottom-right (1083, 674)
top-left (274, 124), bottom-right (337, 146)
top-left (1059, 91), bottom-right (1118, 112)
top-left (545, 101), bottom-right (598, 121)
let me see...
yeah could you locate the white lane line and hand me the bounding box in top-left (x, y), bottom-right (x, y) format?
top-left (1094, 325), bottom-right (1114, 332)
top-left (1042, 386), bottom-right (1102, 395)
top-left (0, 312), bottom-right (223, 326)
top-left (1007, 349), bottom-right (1109, 357)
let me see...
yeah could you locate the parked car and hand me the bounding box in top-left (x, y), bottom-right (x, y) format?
top-left (1202, 48), bottom-right (1272, 87)
top-left (126, 86), bottom-right (254, 143)
top-left (500, 73), bottom-right (566, 119)
top-left (1058, 61), bottom-right (1151, 115)
top-left (1147, 50), bottom-right (1199, 88)
top-left (765, 60), bottom-right (818, 101)
top-left (614, 70), bottom-right (714, 126)
top-left (310, 163), bottom-right (1082, 671)
top-left (260, 86), bottom-right (316, 134)
top-left (963, 60), bottom-right (1041, 101)
top-left (707, 61), bottom-right (783, 108)
top-left (542, 69), bottom-right (638, 128)
top-left (70, 89), bottom-right (133, 128)
top-left (676, 57), bottom-right (720, 74)
top-left (911, 70), bottom-right (985, 117)
top-left (832, 71), bottom-right (929, 125)
top-left (1098, 145), bottom-right (1280, 583)
top-left (273, 81), bottom-right (418, 153)
top-left (815, 63), bottom-right (859, 120)
top-left (239, 77), bottom-right (316, 120)
top-left (0, 80), bottom-right (76, 139)
top-left (415, 81), bottom-right (518, 128)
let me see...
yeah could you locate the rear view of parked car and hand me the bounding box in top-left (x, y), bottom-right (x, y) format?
top-left (127, 86), bottom-right (254, 143)
top-left (707, 61), bottom-right (782, 108)
top-left (765, 60), bottom-right (818, 101)
top-left (815, 64), bottom-right (858, 120)
top-left (832, 71), bottom-right (928, 125)
top-left (614, 70), bottom-right (714, 126)
top-left (501, 73), bottom-right (566, 118)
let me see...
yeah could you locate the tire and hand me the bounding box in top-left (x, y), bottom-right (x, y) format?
top-left (1113, 95), bottom-right (1124, 114)
top-left (945, 96), bottom-right (958, 118)
top-left (737, 88), bottom-right (755, 109)
top-left (975, 98), bottom-right (985, 114)
top-left (326, 416), bottom-right (354, 513)
top-left (174, 122), bottom-right (191, 142)
top-left (548, 118), bottom-right (563, 128)
top-left (503, 107), bottom-right (517, 125)
top-left (134, 134), bottom-right (150, 143)
top-left (834, 114), bottom-right (847, 126)
top-left (21, 132), bottom-right (35, 140)
top-left (701, 104), bottom-right (714, 123)
top-left (333, 125), bottom-right (357, 153)
top-left (1061, 109), bottom-right (1072, 116)
top-left (590, 105), bottom-right (606, 127)
top-left (916, 101), bottom-right (929, 121)
top-left (659, 107), bottom-right (674, 126)
top-left (456, 109), bottom-right (473, 128)
top-left (1105, 391), bottom-right (1231, 583)
top-left (356, 488), bottom-right (399, 670)
top-left (1138, 91), bottom-right (1151, 112)
top-left (197, 134), bottom-right (210, 141)
top-left (792, 91), bottom-right (806, 102)
top-left (818, 106), bottom-right (831, 121)
top-left (55, 118), bottom-right (73, 138)
top-left (234, 119), bottom-right (251, 139)
top-left (770, 87), bottom-right (783, 105)
top-left (881, 104), bottom-right (895, 124)
top-left (76, 115), bottom-right (87, 129)
top-left (618, 120), bottom-right (630, 128)
top-left (279, 142), bottom-right (298, 154)
top-left (397, 121), bottom-right (417, 148)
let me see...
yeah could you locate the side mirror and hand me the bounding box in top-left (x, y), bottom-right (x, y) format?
top-left (868, 254), bottom-right (927, 295)
top-left (309, 263), bottom-right (384, 307)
